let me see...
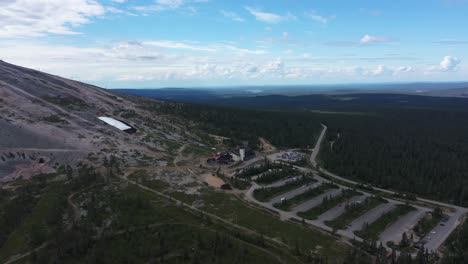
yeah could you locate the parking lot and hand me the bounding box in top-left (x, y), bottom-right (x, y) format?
top-left (241, 128), bottom-right (467, 255)
top-left (244, 166), bottom-right (467, 254)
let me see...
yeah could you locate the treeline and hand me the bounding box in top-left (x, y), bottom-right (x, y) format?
top-left (146, 101), bottom-right (323, 149)
top-left (442, 219), bottom-right (468, 264)
top-left (319, 108), bottom-right (468, 206)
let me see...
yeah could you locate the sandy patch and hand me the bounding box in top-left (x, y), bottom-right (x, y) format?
top-left (2, 156), bottom-right (55, 182)
top-left (259, 137), bottom-right (276, 152)
top-left (202, 174), bottom-right (225, 188)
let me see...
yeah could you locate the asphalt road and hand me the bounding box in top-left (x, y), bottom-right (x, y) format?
top-left (292, 188), bottom-right (341, 214)
top-left (261, 177), bottom-right (304, 188)
top-left (318, 195), bottom-right (367, 223)
top-left (343, 203), bottom-right (397, 236)
top-left (268, 183), bottom-right (320, 204)
top-left (379, 206), bottom-right (430, 245)
top-left (422, 209), bottom-right (467, 252)
top-left (310, 124), bottom-right (327, 168)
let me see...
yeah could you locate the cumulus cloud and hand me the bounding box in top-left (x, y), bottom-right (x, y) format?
top-left (359, 34), bottom-right (393, 44)
top-left (440, 56), bottom-right (461, 71)
top-left (0, 38), bottom-right (462, 86)
top-left (305, 11), bottom-right (336, 24)
top-left (0, 0), bottom-right (106, 38)
top-left (245, 7), bottom-right (295, 24)
top-left (220, 10), bottom-right (244, 22)
top-left (372, 65), bottom-right (390, 76)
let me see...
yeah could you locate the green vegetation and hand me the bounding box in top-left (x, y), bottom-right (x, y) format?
top-left (0, 180), bottom-right (67, 262)
top-left (442, 218), bottom-right (468, 264)
top-left (42, 114), bottom-right (69, 124)
top-left (0, 185), bottom-right (38, 248)
top-left (30, 184), bottom-right (298, 264)
top-left (255, 166), bottom-right (300, 185)
top-left (182, 144), bottom-right (212, 156)
top-left (319, 107), bottom-right (468, 206)
top-left (325, 196), bottom-right (387, 230)
top-left (273, 183), bottom-right (338, 211)
top-left (413, 207), bottom-right (444, 238)
top-left (354, 204), bottom-right (416, 240)
top-left (148, 100), bottom-right (322, 149)
top-left (236, 160), bottom-right (294, 180)
top-left (128, 170), bottom-right (171, 192)
top-left (298, 189), bottom-right (361, 220)
top-left (166, 188), bottom-right (351, 262)
top-left (42, 95), bottom-right (88, 110)
top-left (141, 92), bottom-right (468, 206)
top-left (253, 175), bottom-right (315, 202)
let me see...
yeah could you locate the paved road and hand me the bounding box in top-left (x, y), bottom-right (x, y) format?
top-left (422, 208), bottom-right (466, 252)
top-left (268, 184), bottom-right (320, 204)
top-left (310, 124), bottom-right (327, 168)
top-left (260, 177), bottom-right (305, 188)
top-left (343, 203), bottom-right (397, 236)
top-left (292, 188), bottom-right (341, 214)
top-left (379, 207), bottom-right (429, 245)
top-left (318, 195), bottom-right (367, 223)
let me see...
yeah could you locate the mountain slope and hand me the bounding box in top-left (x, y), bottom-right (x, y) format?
top-left (0, 60), bottom-right (194, 181)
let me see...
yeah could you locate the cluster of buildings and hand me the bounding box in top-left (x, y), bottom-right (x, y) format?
top-left (207, 148), bottom-right (255, 165)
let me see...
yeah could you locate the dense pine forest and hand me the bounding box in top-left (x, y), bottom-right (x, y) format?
top-left (132, 92), bottom-right (468, 206)
top-left (319, 108), bottom-right (468, 206)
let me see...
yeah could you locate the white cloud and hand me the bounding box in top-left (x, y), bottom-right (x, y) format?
top-left (360, 34), bottom-right (393, 44)
top-left (425, 56), bottom-right (462, 73)
top-left (245, 7), bottom-right (295, 24)
top-left (0, 39), bottom-right (464, 86)
top-left (394, 66), bottom-right (413, 74)
top-left (372, 65), bottom-right (392, 76)
top-left (440, 56), bottom-right (461, 71)
top-left (0, 0), bottom-right (106, 38)
top-left (143, 40), bottom-right (217, 52)
top-left (133, 0), bottom-right (207, 13)
top-left (223, 45), bottom-right (268, 55)
top-left (220, 10), bottom-right (244, 22)
top-left (305, 11), bottom-right (336, 24)
top-left (112, 0), bottom-right (126, 3)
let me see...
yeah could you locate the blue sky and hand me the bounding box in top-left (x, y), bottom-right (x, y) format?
top-left (0, 0), bottom-right (467, 88)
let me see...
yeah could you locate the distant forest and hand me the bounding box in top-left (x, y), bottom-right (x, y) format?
top-left (126, 91), bottom-right (468, 206)
top-left (152, 101), bottom-right (323, 148)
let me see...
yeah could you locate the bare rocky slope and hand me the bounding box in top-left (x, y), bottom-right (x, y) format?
top-left (0, 60), bottom-right (196, 182)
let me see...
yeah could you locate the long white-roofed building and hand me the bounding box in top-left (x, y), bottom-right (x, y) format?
top-left (98, 117), bottom-right (136, 133)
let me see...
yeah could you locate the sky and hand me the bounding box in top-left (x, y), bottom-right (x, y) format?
top-left (0, 0), bottom-right (467, 88)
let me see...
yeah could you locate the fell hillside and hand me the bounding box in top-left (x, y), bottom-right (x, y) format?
top-left (0, 60), bottom-right (204, 182)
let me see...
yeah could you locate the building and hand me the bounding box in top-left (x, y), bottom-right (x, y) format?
top-left (207, 148), bottom-right (256, 165)
top-left (98, 117), bottom-right (137, 134)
